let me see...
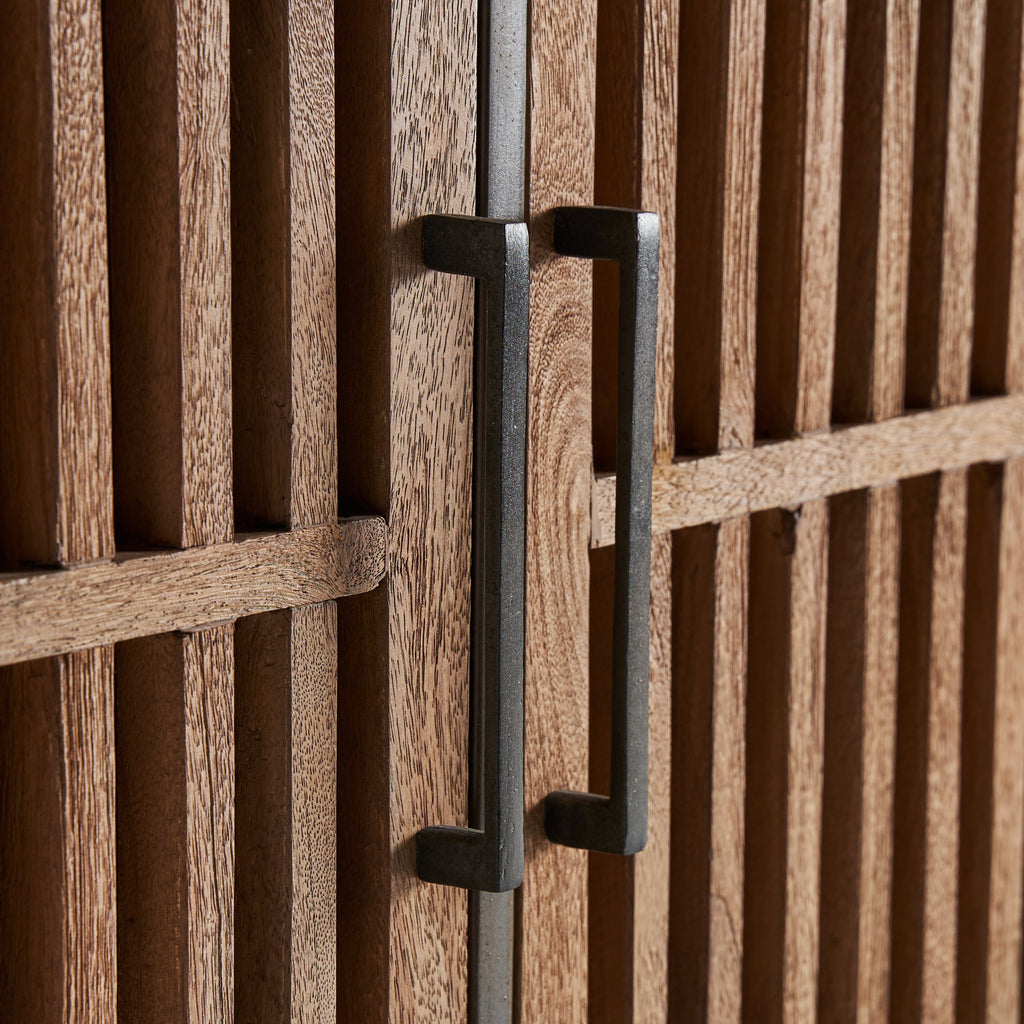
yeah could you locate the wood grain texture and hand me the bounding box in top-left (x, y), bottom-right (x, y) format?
top-left (742, 501), bottom-right (828, 1024)
top-left (522, 0), bottom-right (597, 1016)
top-left (0, 648), bottom-right (117, 1024)
top-left (386, 1), bottom-right (477, 1020)
top-left (669, 516), bottom-right (748, 1024)
top-left (832, 0), bottom-right (918, 424)
top-left (818, 485), bottom-right (900, 1024)
top-left (890, 470), bottom-right (968, 1024)
top-left (675, 0), bottom-right (764, 453)
top-left (0, 517), bottom-right (385, 665)
top-left (905, 0), bottom-right (986, 408)
top-left (593, 394), bottom-right (1024, 542)
top-left (957, 459), bottom-right (1024, 1022)
top-left (0, 0), bottom-right (113, 567)
top-left (972, 0), bottom-right (1024, 396)
top-left (1009, 0), bottom-right (1024, 395)
top-left (117, 625), bottom-right (234, 1024)
top-left (236, 603), bottom-right (337, 1024)
top-left (104, 0), bottom-right (232, 547)
top-left (755, 0), bottom-right (845, 437)
top-left (232, 0), bottom-right (337, 530)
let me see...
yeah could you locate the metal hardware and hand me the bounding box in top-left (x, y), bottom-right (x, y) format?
top-left (545, 206), bottom-right (659, 856)
top-left (416, 214), bottom-right (529, 893)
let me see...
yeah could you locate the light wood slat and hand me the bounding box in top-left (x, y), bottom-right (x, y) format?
top-left (522, 0), bottom-right (596, 1016)
top-left (236, 602), bottom-right (338, 1024)
top-left (232, 0), bottom-right (337, 530)
top-left (742, 502), bottom-right (829, 1024)
top-left (972, 0), bottom-right (1024, 396)
top-left (675, 0), bottom-right (764, 454)
top-left (906, 0), bottom-right (986, 408)
top-left (890, 470), bottom-right (968, 1023)
top-left (592, 394), bottom-right (1024, 543)
top-left (117, 625), bottom-right (235, 1023)
top-left (0, 0), bottom-right (113, 567)
top-left (0, 518), bottom-right (385, 666)
top-left (104, 0), bottom-right (232, 547)
top-left (957, 459), bottom-right (1024, 1022)
top-left (819, 485), bottom-right (900, 1024)
top-left (669, 516), bottom-right (748, 1023)
top-left (755, 0), bottom-right (844, 438)
top-left (0, 648), bottom-right (117, 1024)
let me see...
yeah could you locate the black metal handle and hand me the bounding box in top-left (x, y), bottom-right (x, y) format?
top-left (416, 215), bottom-right (529, 892)
top-left (544, 206), bottom-right (658, 856)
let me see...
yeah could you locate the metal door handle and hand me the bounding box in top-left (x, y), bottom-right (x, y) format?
top-left (544, 206), bottom-right (658, 856)
top-left (416, 215), bottom-right (529, 892)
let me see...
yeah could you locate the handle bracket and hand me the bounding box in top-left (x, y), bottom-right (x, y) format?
top-left (544, 206), bottom-right (659, 856)
top-left (415, 214), bottom-right (529, 892)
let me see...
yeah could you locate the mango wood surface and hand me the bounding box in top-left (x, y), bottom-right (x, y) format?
top-left (103, 0), bottom-right (232, 548)
top-left (117, 626), bottom-right (235, 1023)
top-left (0, 518), bottom-right (385, 666)
top-left (592, 394), bottom-right (1024, 544)
top-left (521, 0), bottom-right (597, 1018)
top-left (958, 459), bottom-right (1024, 1022)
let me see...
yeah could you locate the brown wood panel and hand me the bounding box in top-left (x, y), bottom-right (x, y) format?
top-left (890, 470), bottom-right (968, 1024)
top-left (117, 625), bottom-right (235, 1023)
top-left (755, 0), bottom-right (845, 438)
top-left (334, 0), bottom-right (477, 1018)
top-left (669, 516), bottom-right (748, 1023)
top-left (1009, 2), bottom-right (1024, 396)
top-left (675, 0), bottom-right (764, 454)
top-left (0, 0), bottom-right (113, 567)
top-left (972, 0), bottom-right (1024, 396)
top-left (104, 0), bottom-right (232, 547)
top-left (818, 484), bottom-right (900, 1024)
top-left (232, 0), bottom-right (337, 531)
top-left (236, 602), bottom-right (338, 1024)
top-left (742, 501), bottom-right (829, 1024)
top-left (905, 0), bottom-right (986, 409)
top-left (957, 458), bottom-right (1024, 1022)
top-left (0, 518), bottom-right (384, 666)
top-left (521, 0), bottom-right (597, 1017)
top-left (592, 394), bottom-right (1024, 542)
top-left (0, 648), bottom-right (117, 1024)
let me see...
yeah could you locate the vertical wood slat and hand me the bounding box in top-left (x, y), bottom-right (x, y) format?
top-left (743, 2), bottom-right (843, 1022)
top-left (588, 0), bottom-right (676, 1014)
top-left (958, 458), bottom-right (1024, 1022)
top-left (231, 2), bottom-right (338, 1020)
top-left (0, 4), bottom-right (116, 1023)
top-left (103, 0), bottom-right (232, 548)
top-left (235, 603), bottom-right (338, 1024)
top-left (819, 3), bottom-right (918, 1020)
top-left (522, 0), bottom-right (596, 1017)
top-left (117, 626), bottom-right (235, 1023)
top-left (890, 470), bottom-right (968, 1024)
top-left (669, 4), bottom-right (762, 1021)
top-left (670, 516), bottom-right (749, 1024)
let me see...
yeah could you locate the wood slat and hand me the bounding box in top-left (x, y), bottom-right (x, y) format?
top-left (675, 0), bottom-right (763, 454)
top-left (890, 470), bottom-right (968, 1023)
top-left (669, 516), bottom-right (749, 1023)
top-left (0, 518), bottom-right (385, 666)
top-left (957, 458), bottom-right (1024, 1022)
top-left (117, 625), bottom-right (235, 1023)
top-left (755, 0), bottom-right (845, 438)
top-left (592, 394), bottom-right (1024, 542)
top-left (335, 0), bottom-right (477, 1018)
top-left (104, 0), bottom-right (232, 547)
top-left (0, 0), bottom-right (114, 568)
top-left (236, 602), bottom-right (338, 1024)
top-left (232, 0), bottom-right (337, 531)
top-left (521, 0), bottom-right (597, 1016)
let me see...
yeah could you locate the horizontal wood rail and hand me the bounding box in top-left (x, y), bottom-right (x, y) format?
top-left (592, 395), bottom-right (1024, 546)
top-left (0, 517), bottom-right (386, 665)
